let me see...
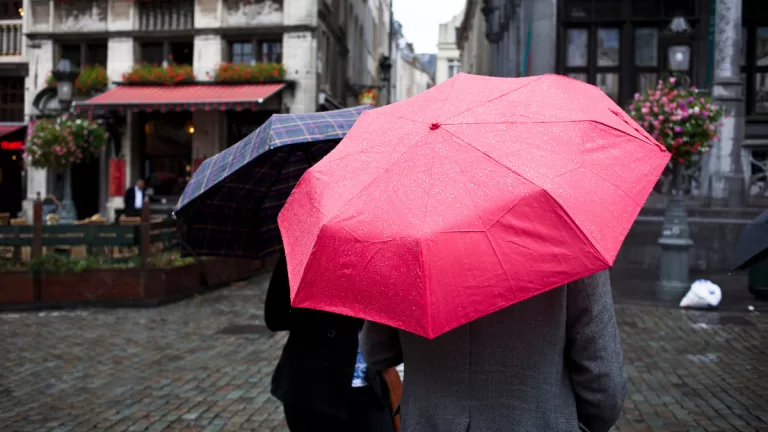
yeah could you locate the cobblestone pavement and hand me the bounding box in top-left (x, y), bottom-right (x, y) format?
top-left (2, 273), bottom-right (768, 432)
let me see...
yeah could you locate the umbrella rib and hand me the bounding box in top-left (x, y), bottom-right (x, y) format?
top-left (443, 129), bottom-right (609, 266)
top-left (322, 128), bottom-right (429, 223)
top-left (442, 119), bottom-right (661, 150)
top-left (440, 128), bottom-right (545, 190)
top-left (440, 75), bottom-right (546, 124)
top-left (434, 73), bottom-right (462, 121)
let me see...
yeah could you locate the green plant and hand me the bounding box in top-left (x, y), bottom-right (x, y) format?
top-left (212, 62), bottom-right (285, 82)
top-left (47, 65), bottom-right (109, 95)
top-left (627, 75), bottom-right (725, 166)
top-left (19, 250), bottom-right (198, 274)
top-left (25, 116), bottom-right (108, 170)
top-left (122, 63), bottom-right (195, 85)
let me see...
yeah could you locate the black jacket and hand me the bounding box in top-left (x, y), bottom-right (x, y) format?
top-left (265, 253), bottom-right (390, 419)
top-left (123, 186), bottom-right (142, 211)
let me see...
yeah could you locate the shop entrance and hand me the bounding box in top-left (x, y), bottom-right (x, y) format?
top-left (0, 128), bottom-right (26, 217)
top-left (138, 112), bottom-right (194, 201)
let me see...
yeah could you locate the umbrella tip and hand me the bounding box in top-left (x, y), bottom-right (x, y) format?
top-left (429, 122), bottom-right (441, 131)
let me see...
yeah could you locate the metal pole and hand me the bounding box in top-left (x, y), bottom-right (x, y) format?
top-left (58, 166), bottom-right (77, 224)
top-left (657, 163), bottom-right (694, 301)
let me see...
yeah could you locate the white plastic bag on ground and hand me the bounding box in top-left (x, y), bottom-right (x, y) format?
top-left (679, 279), bottom-right (722, 309)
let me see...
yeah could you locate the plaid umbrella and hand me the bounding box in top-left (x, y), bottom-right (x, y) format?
top-left (174, 105), bottom-right (374, 259)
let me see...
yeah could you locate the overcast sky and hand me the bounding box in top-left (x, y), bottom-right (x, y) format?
top-left (392, 0), bottom-right (466, 54)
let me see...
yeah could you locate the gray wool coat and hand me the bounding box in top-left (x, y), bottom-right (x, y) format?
top-left (361, 270), bottom-right (627, 432)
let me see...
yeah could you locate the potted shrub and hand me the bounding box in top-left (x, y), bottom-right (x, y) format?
top-left (47, 65), bottom-right (109, 95)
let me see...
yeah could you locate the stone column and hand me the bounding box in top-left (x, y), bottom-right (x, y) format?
top-left (708, 0), bottom-right (745, 205)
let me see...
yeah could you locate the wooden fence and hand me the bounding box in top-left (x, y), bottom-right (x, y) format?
top-left (0, 195), bottom-right (178, 269)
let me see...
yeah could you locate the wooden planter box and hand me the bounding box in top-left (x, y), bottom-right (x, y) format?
top-left (39, 269), bottom-right (143, 302)
top-left (0, 272), bottom-right (35, 304)
top-left (144, 263), bottom-right (203, 300)
top-left (0, 259), bottom-right (259, 308)
top-left (203, 258), bottom-right (263, 288)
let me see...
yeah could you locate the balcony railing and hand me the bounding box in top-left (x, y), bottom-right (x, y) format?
top-left (0, 21), bottom-right (21, 56)
top-left (138, 0), bottom-right (194, 31)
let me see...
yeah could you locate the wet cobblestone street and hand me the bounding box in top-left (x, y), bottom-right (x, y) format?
top-left (2, 272), bottom-right (768, 432)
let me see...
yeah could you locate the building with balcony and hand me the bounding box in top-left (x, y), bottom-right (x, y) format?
top-left (0, 0), bottom-right (27, 218)
top-left (390, 21), bottom-right (433, 103)
top-left (20, 0), bottom-right (374, 222)
top-left (436, 9), bottom-right (463, 84)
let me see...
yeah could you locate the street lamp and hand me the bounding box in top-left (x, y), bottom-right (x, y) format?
top-left (52, 58), bottom-right (80, 224)
top-left (657, 15), bottom-right (694, 302)
top-left (52, 59), bottom-right (79, 112)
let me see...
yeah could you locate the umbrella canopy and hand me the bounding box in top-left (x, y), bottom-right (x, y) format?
top-left (278, 73), bottom-right (670, 339)
top-left (732, 210), bottom-right (768, 271)
top-left (175, 105), bottom-right (374, 259)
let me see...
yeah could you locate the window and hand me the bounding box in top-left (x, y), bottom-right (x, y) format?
top-left (559, 0), bottom-right (699, 106)
top-left (742, 1), bottom-right (768, 116)
top-left (448, 59), bottom-right (461, 78)
top-left (0, 77), bottom-right (24, 122)
top-left (562, 27), bottom-right (621, 102)
top-left (0, 0), bottom-right (22, 20)
top-left (228, 39), bottom-right (282, 64)
top-left (230, 42), bottom-right (253, 64)
top-left (140, 41), bottom-right (193, 66)
top-left (57, 42), bottom-right (108, 68)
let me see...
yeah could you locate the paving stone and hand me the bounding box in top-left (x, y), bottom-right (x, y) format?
top-left (1, 272), bottom-right (767, 431)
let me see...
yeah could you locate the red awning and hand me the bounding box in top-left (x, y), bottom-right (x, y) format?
top-left (0, 125), bottom-right (25, 139)
top-left (74, 83), bottom-right (286, 113)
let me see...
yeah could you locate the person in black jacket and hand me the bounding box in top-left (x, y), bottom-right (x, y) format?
top-left (265, 253), bottom-right (395, 432)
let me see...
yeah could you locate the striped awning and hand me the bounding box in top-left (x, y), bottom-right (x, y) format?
top-left (74, 83), bottom-right (286, 113)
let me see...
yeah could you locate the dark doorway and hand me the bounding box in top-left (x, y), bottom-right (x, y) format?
top-left (71, 158), bottom-right (101, 220)
top-left (0, 127), bottom-right (27, 217)
top-left (138, 112), bottom-right (193, 199)
top-left (0, 148), bottom-right (23, 216)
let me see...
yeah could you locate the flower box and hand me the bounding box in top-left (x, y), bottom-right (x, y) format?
top-left (123, 63), bottom-right (196, 85)
top-left (213, 62), bottom-right (285, 83)
top-left (47, 65), bottom-right (108, 95)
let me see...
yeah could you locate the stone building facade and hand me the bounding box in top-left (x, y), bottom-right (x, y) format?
top-left (436, 10), bottom-right (463, 85)
top-left (459, 0), bottom-right (768, 207)
top-left (0, 0), bottom-right (27, 218)
top-left (20, 0), bottom-right (391, 221)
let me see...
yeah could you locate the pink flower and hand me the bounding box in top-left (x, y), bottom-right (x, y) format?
top-left (641, 107), bottom-right (650, 114)
top-left (669, 77), bottom-right (677, 84)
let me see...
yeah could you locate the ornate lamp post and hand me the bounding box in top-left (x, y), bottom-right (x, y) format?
top-left (52, 59), bottom-right (80, 224)
top-left (657, 15), bottom-right (694, 301)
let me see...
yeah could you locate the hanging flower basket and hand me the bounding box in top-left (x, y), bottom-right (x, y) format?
top-left (24, 115), bottom-right (108, 170)
top-left (46, 65), bottom-right (109, 95)
top-left (122, 63), bottom-right (195, 85)
top-left (627, 75), bottom-right (725, 167)
top-left (212, 62), bottom-right (286, 83)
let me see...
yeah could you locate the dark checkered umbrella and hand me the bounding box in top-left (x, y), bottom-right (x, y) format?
top-left (174, 105), bottom-right (374, 259)
top-left (732, 209), bottom-right (768, 271)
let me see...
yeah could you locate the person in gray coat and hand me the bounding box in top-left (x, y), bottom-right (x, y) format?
top-left (361, 270), bottom-right (627, 432)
